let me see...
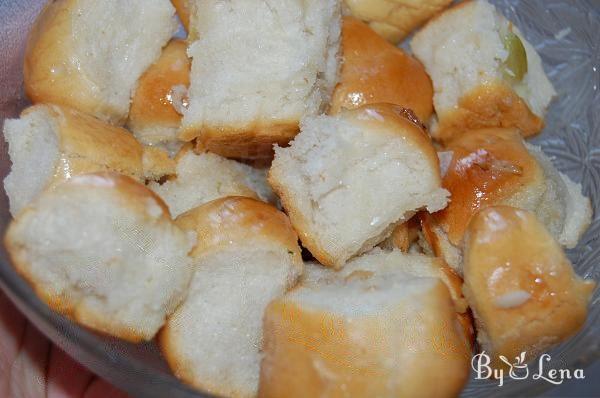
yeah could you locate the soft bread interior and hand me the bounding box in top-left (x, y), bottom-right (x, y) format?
top-left (3, 106), bottom-right (60, 216)
top-left (149, 151), bottom-right (264, 217)
top-left (5, 176), bottom-right (193, 341)
top-left (162, 245), bottom-right (299, 398)
top-left (182, 0), bottom-right (341, 132)
top-left (271, 112), bottom-right (448, 266)
top-left (525, 143), bottom-right (592, 247)
top-left (410, 0), bottom-right (555, 117)
top-left (72, 0), bottom-right (177, 120)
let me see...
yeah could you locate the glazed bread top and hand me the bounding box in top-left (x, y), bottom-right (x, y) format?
top-left (331, 17), bottom-right (433, 123)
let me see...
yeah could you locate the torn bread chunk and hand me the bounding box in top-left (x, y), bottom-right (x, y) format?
top-left (4, 173), bottom-right (194, 342)
top-left (330, 17), bottom-right (433, 123)
top-left (463, 206), bottom-right (595, 369)
top-left (160, 197), bottom-right (303, 398)
top-left (422, 128), bottom-right (592, 274)
top-left (128, 39), bottom-right (190, 154)
top-left (269, 104), bottom-right (449, 268)
top-left (259, 250), bottom-right (471, 398)
top-left (180, 0), bottom-right (342, 159)
top-left (24, 0), bottom-right (178, 124)
top-left (149, 148), bottom-right (276, 217)
top-left (3, 104), bottom-right (174, 216)
top-left (411, 0), bottom-right (556, 143)
top-left (344, 0), bottom-right (453, 43)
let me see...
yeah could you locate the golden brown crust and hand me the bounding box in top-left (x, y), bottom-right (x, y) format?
top-left (171, 0), bottom-right (191, 32)
top-left (463, 206), bottom-right (595, 368)
top-left (142, 147), bottom-right (177, 180)
top-left (24, 0), bottom-right (124, 123)
top-left (434, 128), bottom-right (544, 245)
top-left (331, 17), bottom-right (433, 123)
top-left (186, 120), bottom-right (299, 160)
top-left (4, 172), bottom-right (171, 342)
top-left (24, 104), bottom-right (173, 186)
top-left (175, 196), bottom-right (301, 260)
top-left (128, 39), bottom-right (190, 143)
top-left (45, 105), bottom-right (146, 180)
top-left (434, 82), bottom-right (544, 144)
top-left (344, 0), bottom-right (453, 44)
top-left (258, 281), bottom-right (471, 398)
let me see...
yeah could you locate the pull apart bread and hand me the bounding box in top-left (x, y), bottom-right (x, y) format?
top-left (128, 39), bottom-right (190, 155)
top-left (269, 103), bottom-right (449, 268)
top-left (259, 250), bottom-right (471, 398)
top-left (422, 128), bottom-right (592, 274)
top-left (343, 0), bottom-right (453, 44)
top-left (180, 0), bottom-right (342, 159)
top-left (4, 173), bottom-right (194, 342)
top-left (411, 0), bottom-right (556, 143)
top-left (3, 104), bottom-right (174, 216)
top-left (330, 17), bottom-right (433, 123)
top-left (463, 206), bottom-right (595, 369)
top-left (24, 0), bottom-right (178, 124)
top-left (160, 197), bottom-right (303, 398)
top-left (149, 147), bottom-right (276, 218)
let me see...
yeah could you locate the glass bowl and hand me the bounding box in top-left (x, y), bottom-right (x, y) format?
top-left (0, 0), bottom-right (598, 397)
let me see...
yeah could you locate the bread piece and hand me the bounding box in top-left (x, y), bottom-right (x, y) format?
top-left (128, 39), bottom-right (190, 153)
top-left (180, 0), bottom-right (342, 159)
top-left (343, 0), bottom-right (452, 43)
top-left (379, 217), bottom-right (420, 253)
top-left (269, 104), bottom-right (449, 268)
top-left (423, 128), bottom-right (592, 273)
top-left (160, 197), bottom-right (303, 398)
top-left (3, 104), bottom-right (174, 216)
top-left (149, 148), bottom-right (277, 217)
top-left (411, 0), bottom-right (556, 143)
top-left (463, 206), bottom-right (595, 369)
top-left (24, 0), bottom-right (177, 124)
top-left (356, 247), bottom-right (475, 347)
top-left (330, 17), bottom-right (433, 123)
top-left (171, 0), bottom-right (191, 32)
top-left (259, 250), bottom-right (471, 398)
top-left (4, 173), bottom-right (194, 342)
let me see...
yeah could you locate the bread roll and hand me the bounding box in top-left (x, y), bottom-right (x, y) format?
top-left (411, 0), bottom-right (556, 143)
top-left (4, 173), bottom-right (194, 342)
top-left (149, 148), bottom-right (276, 217)
top-left (344, 0), bottom-right (452, 43)
top-left (269, 104), bottom-right (449, 268)
top-left (171, 0), bottom-right (190, 32)
top-left (128, 39), bottom-right (190, 153)
top-left (330, 17), bottom-right (433, 123)
top-left (160, 197), bottom-right (303, 398)
top-left (24, 0), bottom-right (177, 124)
top-left (259, 250), bottom-right (471, 398)
top-left (180, 0), bottom-right (342, 159)
top-left (3, 104), bottom-right (174, 216)
top-left (463, 206), bottom-right (595, 369)
top-left (423, 128), bottom-right (592, 273)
